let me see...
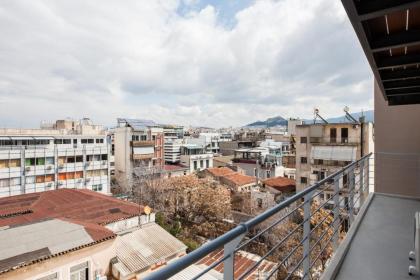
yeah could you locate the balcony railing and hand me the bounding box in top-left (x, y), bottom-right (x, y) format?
top-left (145, 153), bottom-right (373, 280)
top-left (308, 137), bottom-right (360, 145)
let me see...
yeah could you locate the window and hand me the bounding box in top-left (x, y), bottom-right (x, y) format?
top-left (25, 176), bottom-right (35, 184)
top-left (193, 161), bottom-right (198, 170)
top-left (206, 160), bottom-right (209, 168)
top-left (152, 135), bottom-right (156, 141)
top-left (140, 135), bottom-right (147, 141)
top-left (341, 127), bottom-right (349, 143)
top-left (300, 157), bottom-right (307, 164)
top-left (200, 160), bottom-right (203, 168)
top-left (314, 159), bottom-right (323, 165)
top-left (92, 184), bottom-right (103, 191)
top-left (266, 170), bottom-right (271, 178)
top-left (74, 171), bottom-right (83, 179)
top-left (70, 262), bottom-right (89, 280)
top-left (87, 139), bottom-right (94, 144)
top-left (58, 173), bottom-right (66, 180)
top-left (0, 179), bottom-right (9, 188)
top-left (36, 272), bottom-right (58, 280)
top-left (25, 158), bottom-right (35, 166)
top-left (0, 160), bottom-right (7, 168)
top-left (96, 138), bottom-right (104, 144)
top-left (330, 128), bottom-right (337, 143)
top-left (45, 174), bottom-right (55, 182)
top-left (36, 158), bottom-right (45, 166)
top-left (45, 157), bottom-right (54, 165)
top-left (81, 139), bottom-right (88, 144)
top-left (54, 139), bottom-right (63, 144)
top-left (36, 176), bottom-right (45, 183)
top-left (300, 137), bottom-right (307, 144)
top-left (132, 135), bottom-right (139, 141)
top-left (63, 139), bottom-right (71, 144)
top-left (76, 156), bottom-right (83, 162)
top-left (73, 139), bottom-right (77, 144)
top-left (300, 177), bottom-right (308, 184)
top-left (101, 154), bottom-right (107, 161)
top-left (67, 156), bottom-right (75, 163)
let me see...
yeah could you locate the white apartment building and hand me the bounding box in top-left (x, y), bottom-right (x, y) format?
top-left (180, 144), bottom-right (213, 173)
top-left (0, 119), bottom-right (113, 197)
top-left (164, 138), bottom-right (182, 164)
top-left (295, 121), bottom-right (374, 200)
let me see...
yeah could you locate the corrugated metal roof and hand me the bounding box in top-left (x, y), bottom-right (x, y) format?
top-left (169, 264), bottom-right (223, 280)
top-left (311, 146), bottom-right (357, 161)
top-left (114, 223), bottom-right (187, 276)
top-left (0, 219), bottom-right (94, 272)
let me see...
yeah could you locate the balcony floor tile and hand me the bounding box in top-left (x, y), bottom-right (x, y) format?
top-left (335, 194), bottom-right (420, 280)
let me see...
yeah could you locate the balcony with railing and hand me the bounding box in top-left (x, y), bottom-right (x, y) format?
top-left (144, 154), bottom-right (373, 280)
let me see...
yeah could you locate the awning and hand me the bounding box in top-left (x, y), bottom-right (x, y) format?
top-left (311, 146), bottom-right (357, 161)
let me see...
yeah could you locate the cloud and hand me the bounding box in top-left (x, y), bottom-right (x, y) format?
top-left (0, 0), bottom-right (373, 128)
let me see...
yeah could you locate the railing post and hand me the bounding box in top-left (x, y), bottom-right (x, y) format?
top-left (359, 160), bottom-right (365, 207)
top-left (366, 156), bottom-right (370, 193)
top-left (348, 167), bottom-right (355, 225)
top-left (223, 233), bottom-right (245, 279)
top-left (333, 176), bottom-right (340, 251)
top-left (302, 191), bottom-right (312, 280)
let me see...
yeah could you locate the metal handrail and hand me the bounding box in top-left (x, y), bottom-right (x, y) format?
top-left (144, 153), bottom-right (372, 280)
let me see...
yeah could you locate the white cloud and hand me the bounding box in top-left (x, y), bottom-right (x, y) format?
top-left (0, 0), bottom-right (373, 128)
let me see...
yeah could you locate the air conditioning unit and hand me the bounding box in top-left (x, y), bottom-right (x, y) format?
top-left (25, 166), bottom-right (31, 172)
top-left (46, 183), bottom-right (52, 188)
top-left (46, 166), bottom-right (52, 170)
top-left (409, 212), bottom-right (420, 276)
top-left (58, 164), bottom-right (64, 169)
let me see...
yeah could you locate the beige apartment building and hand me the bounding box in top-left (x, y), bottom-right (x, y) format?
top-left (113, 119), bottom-right (164, 186)
top-left (295, 122), bottom-right (374, 193)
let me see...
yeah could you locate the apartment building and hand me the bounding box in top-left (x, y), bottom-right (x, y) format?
top-left (0, 119), bottom-right (112, 197)
top-left (180, 144), bottom-right (213, 173)
top-left (295, 121), bottom-right (374, 194)
top-left (164, 138), bottom-right (183, 164)
top-left (114, 119), bottom-right (164, 184)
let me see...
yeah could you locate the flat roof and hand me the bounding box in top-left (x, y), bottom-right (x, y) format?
top-left (342, 0), bottom-right (420, 105)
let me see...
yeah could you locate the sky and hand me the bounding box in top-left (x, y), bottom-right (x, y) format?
top-left (0, 0), bottom-right (373, 128)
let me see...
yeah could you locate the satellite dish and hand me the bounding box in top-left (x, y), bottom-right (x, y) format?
top-left (344, 106), bottom-right (349, 113)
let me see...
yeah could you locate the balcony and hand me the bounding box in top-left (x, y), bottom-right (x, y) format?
top-left (309, 137), bottom-right (359, 146)
top-left (144, 154), bottom-right (373, 280)
top-left (131, 140), bottom-right (154, 147)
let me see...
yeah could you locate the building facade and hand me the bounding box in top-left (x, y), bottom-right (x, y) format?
top-left (295, 122), bottom-right (374, 196)
top-left (0, 119), bottom-right (112, 197)
top-left (114, 119), bottom-right (164, 185)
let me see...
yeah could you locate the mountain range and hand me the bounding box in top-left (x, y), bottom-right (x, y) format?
top-left (245, 110), bottom-right (374, 128)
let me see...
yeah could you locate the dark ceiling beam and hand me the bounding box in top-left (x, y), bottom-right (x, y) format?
top-left (341, 0), bottom-right (387, 99)
top-left (386, 86), bottom-right (420, 95)
top-left (380, 68), bottom-right (420, 80)
top-left (356, 0), bottom-right (420, 21)
top-left (383, 78), bottom-right (420, 89)
top-left (371, 30), bottom-right (420, 52)
top-left (388, 93), bottom-right (420, 105)
top-left (376, 54), bottom-right (420, 69)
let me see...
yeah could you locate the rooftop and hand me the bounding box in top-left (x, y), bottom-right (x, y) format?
top-left (222, 173), bottom-right (256, 187)
top-left (0, 189), bottom-right (143, 274)
top-left (170, 249), bottom-right (277, 280)
top-left (262, 176), bottom-right (296, 193)
top-left (206, 167), bottom-right (235, 177)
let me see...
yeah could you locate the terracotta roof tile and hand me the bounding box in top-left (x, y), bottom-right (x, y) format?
top-left (197, 249), bottom-right (277, 279)
top-left (0, 189), bottom-right (142, 240)
top-left (206, 167), bottom-right (235, 177)
top-left (263, 176), bottom-right (296, 192)
top-left (222, 173), bottom-right (256, 186)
